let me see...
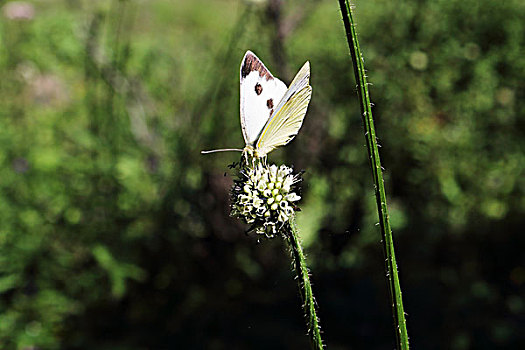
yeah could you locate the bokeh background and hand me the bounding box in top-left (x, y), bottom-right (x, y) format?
top-left (1, 0), bottom-right (524, 349)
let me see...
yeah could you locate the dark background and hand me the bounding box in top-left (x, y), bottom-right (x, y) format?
top-left (0, 0), bottom-right (524, 349)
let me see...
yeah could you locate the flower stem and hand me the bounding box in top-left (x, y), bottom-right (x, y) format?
top-left (337, 1), bottom-right (410, 349)
top-left (285, 216), bottom-right (323, 349)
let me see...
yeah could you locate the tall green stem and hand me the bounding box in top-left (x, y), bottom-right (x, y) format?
top-left (337, 1), bottom-right (409, 349)
top-left (286, 217), bottom-right (323, 350)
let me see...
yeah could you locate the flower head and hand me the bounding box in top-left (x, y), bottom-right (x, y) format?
top-left (231, 160), bottom-right (302, 237)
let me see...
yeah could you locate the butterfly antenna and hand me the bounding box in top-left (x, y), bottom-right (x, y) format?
top-left (201, 148), bottom-right (243, 154)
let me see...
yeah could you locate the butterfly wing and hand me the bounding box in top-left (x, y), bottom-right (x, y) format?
top-left (255, 61), bottom-right (312, 157)
top-left (240, 51), bottom-right (287, 146)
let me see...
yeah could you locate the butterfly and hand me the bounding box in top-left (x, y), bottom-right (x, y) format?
top-left (202, 50), bottom-right (312, 158)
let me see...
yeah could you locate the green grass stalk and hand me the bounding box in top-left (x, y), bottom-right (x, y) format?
top-left (337, 1), bottom-right (410, 349)
top-left (286, 217), bottom-right (324, 350)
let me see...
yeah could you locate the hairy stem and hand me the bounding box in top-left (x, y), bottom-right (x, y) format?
top-left (337, 1), bottom-right (410, 349)
top-left (285, 217), bottom-right (323, 349)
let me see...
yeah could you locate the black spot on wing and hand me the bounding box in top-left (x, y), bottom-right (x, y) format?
top-left (266, 98), bottom-right (273, 109)
top-left (255, 83), bottom-right (263, 95)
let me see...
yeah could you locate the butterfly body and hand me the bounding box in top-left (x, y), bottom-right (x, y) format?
top-left (202, 50), bottom-right (312, 158)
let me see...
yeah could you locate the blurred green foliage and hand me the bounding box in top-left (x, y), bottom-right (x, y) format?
top-left (0, 0), bottom-right (523, 349)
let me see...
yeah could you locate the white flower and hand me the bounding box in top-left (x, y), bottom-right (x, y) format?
top-left (285, 193), bottom-right (301, 202)
top-left (231, 161), bottom-right (302, 238)
top-left (269, 164), bottom-right (278, 178)
top-left (257, 181), bottom-right (267, 192)
top-left (253, 197), bottom-right (264, 208)
top-left (278, 211), bottom-right (289, 223)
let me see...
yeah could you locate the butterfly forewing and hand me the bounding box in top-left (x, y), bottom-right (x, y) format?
top-left (240, 51), bottom-right (287, 146)
top-left (255, 62), bottom-right (312, 157)
top-left (272, 61), bottom-right (310, 114)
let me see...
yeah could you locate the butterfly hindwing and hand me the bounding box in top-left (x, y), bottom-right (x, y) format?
top-left (255, 61), bottom-right (312, 157)
top-left (240, 51), bottom-right (287, 146)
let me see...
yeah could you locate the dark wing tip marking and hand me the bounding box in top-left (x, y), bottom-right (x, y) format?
top-left (241, 51), bottom-right (273, 81)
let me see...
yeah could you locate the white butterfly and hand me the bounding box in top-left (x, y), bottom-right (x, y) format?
top-left (202, 50), bottom-right (312, 158)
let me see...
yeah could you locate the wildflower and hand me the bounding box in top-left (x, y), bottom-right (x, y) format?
top-left (231, 161), bottom-right (302, 238)
top-left (2, 2), bottom-right (35, 21)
